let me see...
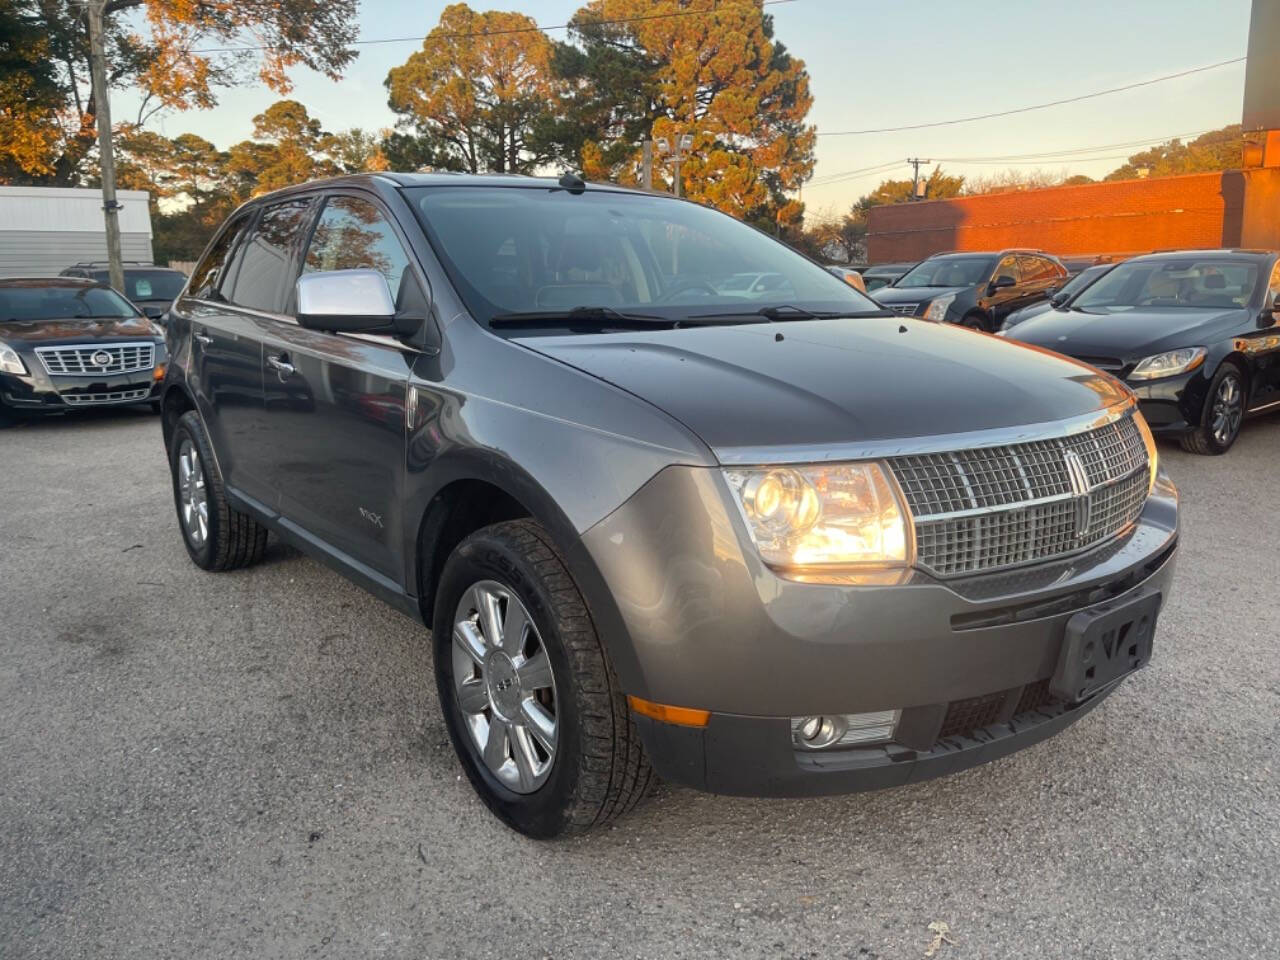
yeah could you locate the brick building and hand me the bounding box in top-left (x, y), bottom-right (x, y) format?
top-left (865, 168), bottom-right (1280, 264)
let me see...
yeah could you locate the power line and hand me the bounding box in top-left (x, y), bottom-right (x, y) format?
top-left (807, 126), bottom-right (1242, 187)
top-left (816, 57), bottom-right (1246, 137)
top-left (189, 0), bottom-right (802, 55)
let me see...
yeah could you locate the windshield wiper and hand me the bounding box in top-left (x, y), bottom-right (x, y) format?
top-left (688, 305), bottom-right (886, 322)
top-left (489, 306), bottom-right (674, 329)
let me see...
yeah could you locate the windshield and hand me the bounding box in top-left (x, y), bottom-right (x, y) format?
top-left (1072, 259), bottom-right (1259, 312)
top-left (0, 285), bottom-right (138, 321)
top-left (92, 269), bottom-right (187, 302)
top-left (1058, 264), bottom-right (1110, 300)
top-left (405, 186), bottom-right (883, 328)
top-left (895, 256), bottom-right (995, 289)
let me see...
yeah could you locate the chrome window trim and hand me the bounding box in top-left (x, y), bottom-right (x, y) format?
top-left (183, 299), bottom-right (419, 354)
top-left (714, 399), bottom-right (1136, 465)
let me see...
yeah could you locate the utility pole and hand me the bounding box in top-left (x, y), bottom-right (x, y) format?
top-left (641, 139), bottom-right (653, 191)
top-left (656, 133), bottom-right (695, 198)
top-left (907, 157), bottom-right (932, 201)
top-left (85, 0), bottom-right (125, 294)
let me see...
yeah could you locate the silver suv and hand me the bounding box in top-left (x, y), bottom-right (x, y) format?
top-left (160, 174), bottom-right (1178, 837)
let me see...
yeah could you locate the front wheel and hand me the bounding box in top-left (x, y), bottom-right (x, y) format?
top-left (1180, 362), bottom-right (1245, 455)
top-left (960, 311), bottom-right (988, 331)
top-left (432, 519), bottom-right (652, 838)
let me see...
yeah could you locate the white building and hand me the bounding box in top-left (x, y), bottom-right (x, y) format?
top-left (0, 186), bottom-right (154, 278)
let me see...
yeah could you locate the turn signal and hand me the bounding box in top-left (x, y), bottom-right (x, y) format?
top-left (627, 696), bottom-right (710, 728)
top-left (153, 363), bottom-right (166, 381)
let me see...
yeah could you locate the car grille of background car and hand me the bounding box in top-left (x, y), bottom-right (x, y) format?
top-left (887, 414), bottom-right (1149, 577)
top-left (35, 343), bottom-right (155, 376)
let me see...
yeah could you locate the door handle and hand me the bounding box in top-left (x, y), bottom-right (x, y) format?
top-left (267, 353), bottom-right (295, 378)
top-left (194, 332), bottom-right (213, 347)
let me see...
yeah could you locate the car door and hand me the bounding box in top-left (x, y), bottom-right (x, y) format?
top-left (258, 191), bottom-right (419, 584)
top-left (178, 208), bottom-right (278, 506)
top-left (984, 254), bottom-right (1024, 324)
top-left (1018, 255), bottom-right (1062, 308)
top-left (1244, 258), bottom-right (1280, 412)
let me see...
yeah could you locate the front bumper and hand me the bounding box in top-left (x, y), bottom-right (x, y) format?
top-left (1127, 368), bottom-right (1208, 435)
top-left (0, 363), bottom-right (163, 412)
top-left (582, 464), bottom-right (1178, 797)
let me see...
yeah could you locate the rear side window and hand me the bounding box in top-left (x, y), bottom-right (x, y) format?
top-left (1018, 255), bottom-right (1056, 283)
top-left (187, 212), bottom-right (251, 300)
top-left (223, 199), bottom-right (314, 313)
top-left (303, 196), bottom-right (412, 302)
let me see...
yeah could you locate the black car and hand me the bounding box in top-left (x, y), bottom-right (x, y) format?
top-left (156, 173), bottom-right (1178, 836)
top-left (60, 263), bottom-right (187, 320)
top-left (0, 278), bottom-right (167, 421)
top-left (999, 262), bottom-right (1118, 333)
top-left (860, 261), bottom-right (914, 292)
top-left (1008, 250), bottom-right (1280, 454)
top-left (875, 250), bottom-right (1068, 331)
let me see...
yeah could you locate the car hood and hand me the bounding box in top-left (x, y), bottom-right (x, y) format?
top-left (516, 316), bottom-right (1129, 454)
top-left (0, 315), bottom-right (162, 347)
top-left (872, 285), bottom-right (968, 305)
top-left (1008, 306), bottom-right (1246, 362)
top-left (1006, 301), bottom-right (1055, 325)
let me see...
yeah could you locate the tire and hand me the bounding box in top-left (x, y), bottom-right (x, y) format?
top-left (150, 399), bottom-right (163, 414)
top-left (1179, 362), bottom-right (1245, 455)
top-left (432, 519), bottom-right (653, 838)
top-left (960, 311), bottom-right (988, 331)
top-left (168, 410), bottom-right (269, 570)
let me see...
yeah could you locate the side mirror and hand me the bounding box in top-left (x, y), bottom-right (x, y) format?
top-left (1260, 308), bottom-right (1277, 329)
top-left (1049, 292), bottom-right (1068, 307)
top-left (990, 275), bottom-right (1016, 291)
top-left (296, 269), bottom-right (419, 337)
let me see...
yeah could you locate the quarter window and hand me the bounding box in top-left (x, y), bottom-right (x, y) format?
top-left (303, 196), bottom-right (412, 302)
top-left (187, 212), bottom-right (251, 300)
top-left (223, 199), bottom-right (315, 313)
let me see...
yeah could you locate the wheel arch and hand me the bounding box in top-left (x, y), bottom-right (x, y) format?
top-left (409, 450), bottom-right (647, 692)
top-left (160, 381), bottom-right (196, 450)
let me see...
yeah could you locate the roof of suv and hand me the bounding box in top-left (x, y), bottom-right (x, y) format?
top-left (245, 171), bottom-right (652, 206)
top-left (0, 277), bottom-right (99, 288)
top-left (1132, 248), bottom-right (1275, 262)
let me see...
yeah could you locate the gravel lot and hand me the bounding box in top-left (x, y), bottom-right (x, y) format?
top-left (2, 407), bottom-right (1278, 960)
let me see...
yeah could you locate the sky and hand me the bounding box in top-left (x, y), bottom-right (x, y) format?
top-left (121, 0), bottom-right (1254, 222)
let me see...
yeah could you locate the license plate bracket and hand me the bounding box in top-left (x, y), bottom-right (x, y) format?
top-left (1050, 590), bottom-right (1161, 703)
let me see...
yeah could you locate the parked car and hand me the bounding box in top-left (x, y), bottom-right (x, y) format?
top-left (0, 277), bottom-right (166, 422)
top-left (860, 262), bottom-right (914, 291)
top-left (160, 173), bottom-right (1177, 837)
top-left (999, 262), bottom-right (1117, 333)
top-left (60, 262), bottom-right (187, 320)
top-left (875, 250), bottom-right (1068, 331)
top-left (1059, 254), bottom-right (1121, 277)
top-left (1008, 249), bottom-right (1280, 454)
top-left (824, 264), bottom-right (867, 292)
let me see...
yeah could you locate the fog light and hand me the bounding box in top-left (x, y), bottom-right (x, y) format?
top-left (792, 710), bottom-right (899, 750)
top-left (153, 364), bottom-right (166, 381)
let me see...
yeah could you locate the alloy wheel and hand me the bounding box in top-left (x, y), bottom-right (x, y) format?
top-left (451, 580), bottom-right (558, 794)
top-left (177, 438), bottom-right (208, 547)
top-left (1210, 373), bottom-right (1243, 447)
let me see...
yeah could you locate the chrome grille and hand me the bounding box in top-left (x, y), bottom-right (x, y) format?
top-left (36, 342), bottom-right (155, 376)
top-left (889, 414), bottom-right (1150, 578)
top-left (886, 303), bottom-right (919, 316)
top-left (62, 387), bottom-right (151, 406)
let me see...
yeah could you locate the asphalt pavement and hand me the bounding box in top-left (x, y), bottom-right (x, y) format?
top-left (1, 406), bottom-right (1277, 960)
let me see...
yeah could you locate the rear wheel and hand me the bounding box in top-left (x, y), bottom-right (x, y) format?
top-left (432, 519), bottom-right (652, 837)
top-left (168, 411), bottom-right (269, 569)
top-left (1180, 362), bottom-right (1245, 455)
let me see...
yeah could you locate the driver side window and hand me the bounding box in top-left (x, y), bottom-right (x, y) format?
top-left (994, 256), bottom-right (1020, 286)
top-left (1269, 260), bottom-right (1280, 305)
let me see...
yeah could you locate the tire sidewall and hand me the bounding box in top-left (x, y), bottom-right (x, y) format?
top-left (432, 529), bottom-right (586, 838)
top-left (169, 413), bottom-right (218, 568)
top-left (1198, 363), bottom-right (1245, 454)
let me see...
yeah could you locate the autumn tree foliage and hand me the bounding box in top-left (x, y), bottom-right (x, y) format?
top-left (557, 0), bottom-right (816, 229)
top-left (385, 5), bottom-right (562, 174)
top-left (0, 0), bottom-right (358, 185)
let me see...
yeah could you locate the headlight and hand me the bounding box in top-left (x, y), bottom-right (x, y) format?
top-left (722, 462), bottom-right (912, 575)
top-left (1128, 347), bottom-right (1206, 381)
top-left (922, 293), bottom-right (955, 322)
top-left (1133, 409), bottom-right (1159, 495)
top-left (0, 343), bottom-right (26, 375)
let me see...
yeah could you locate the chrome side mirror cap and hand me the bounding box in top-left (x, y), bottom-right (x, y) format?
top-left (296, 269), bottom-right (409, 335)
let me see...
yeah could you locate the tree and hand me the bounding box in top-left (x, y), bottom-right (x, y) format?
top-left (1105, 125), bottom-right (1243, 181)
top-left (560, 0), bottom-right (816, 229)
top-left (0, 0), bottom-right (359, 186)
top-left (322, 129), bottom-right (391, 175)
top-left (385, 4), bottom-right (562, 174)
